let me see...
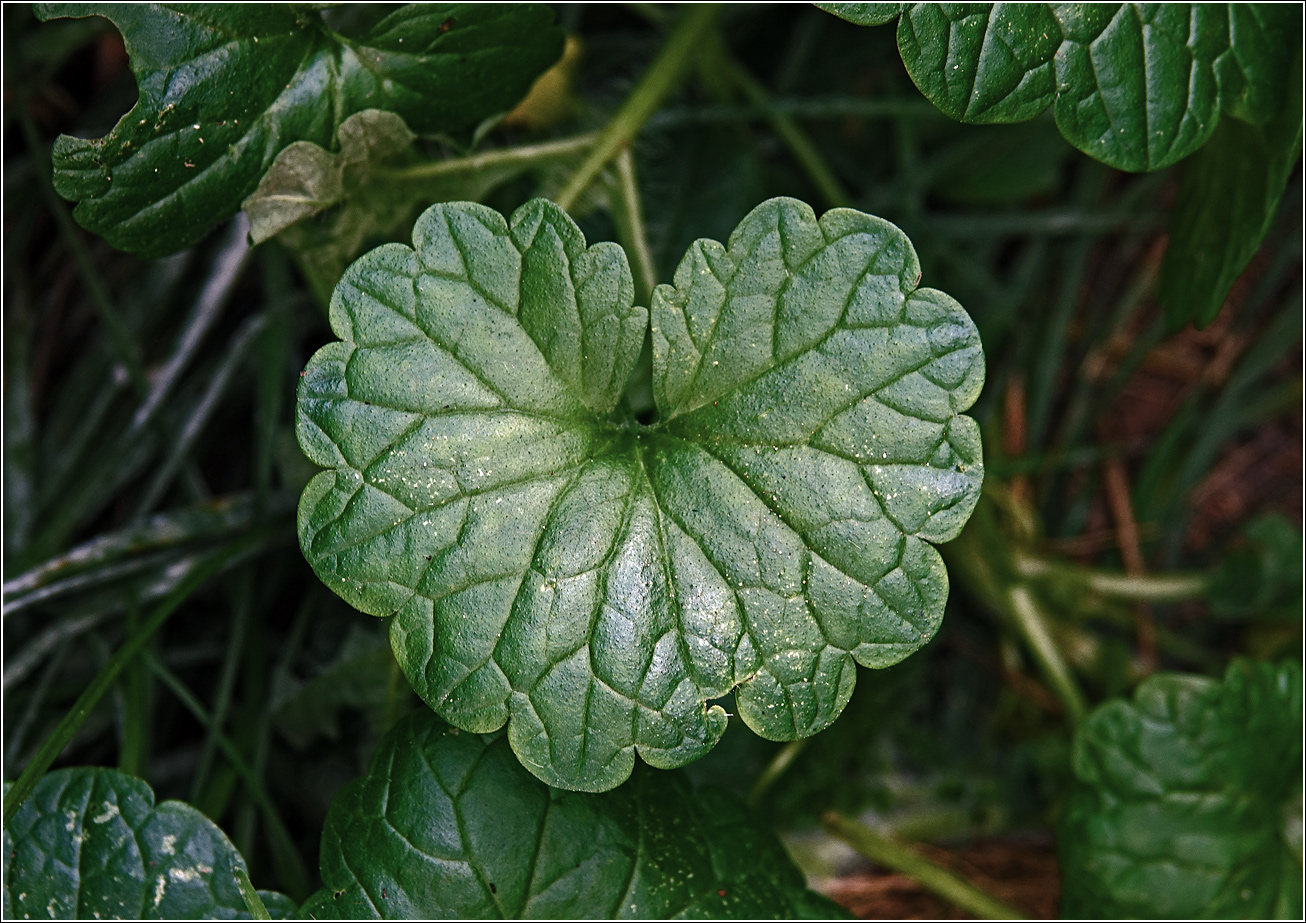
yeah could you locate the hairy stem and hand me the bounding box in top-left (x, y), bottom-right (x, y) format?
top-left (823, 812), bottom-right (1027, 920)
top-left (374, 131), bottom-right (600, 182)
top-left (610, 147), bottom-right (658, 307)
top-left (748, 739), bottom-right (808, 807)
top-left (555, 4), bottom-right (722, 212)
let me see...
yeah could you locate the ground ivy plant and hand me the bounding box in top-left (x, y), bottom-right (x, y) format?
top-left (816, 2), bottom-right (1303, 329)
top-left (2, 769), bottom-right (295, 919)
top-left (1060, 660), bottom-right (1304, 919)
top-left (2, 719), bottom-right (842, 920)
top-left (816, 3), bottom-right (1297, 173)
top-left (295, 196), bottom-right (985, 791)
top-left (303, 712), bottom-right (846, 919)
top-left (33, 3), bottom-right (564, 256)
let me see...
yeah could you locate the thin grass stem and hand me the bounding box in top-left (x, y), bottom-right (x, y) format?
top-left (823, 812), bottom-right (1027, 920)
top-left (555, 5), bottom-right (722, 212)
top-left (3, 533), bottom-right (267, 827)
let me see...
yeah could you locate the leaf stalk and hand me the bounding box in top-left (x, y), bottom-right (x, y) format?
top-left (554, 4), bottom-right (722, 212)
top-left (373, 130), bottom-right (601, 182)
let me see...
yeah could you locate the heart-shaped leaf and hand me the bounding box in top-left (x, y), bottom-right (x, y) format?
top-left (33, 3), bottom-right (565, 256)
top-left (817, 3), bottom-right (1299, 172)
top-left (300, 711), bottom-right (847, 919)
top-left (1059, 660), bottom-right (1304, 919)
top-left (296, 197), bottom-right (984, 790)
top-left (2, 768), bottom-right (293, 919)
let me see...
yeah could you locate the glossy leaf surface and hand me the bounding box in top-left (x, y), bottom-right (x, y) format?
top-left (33, 3), bottom-right (564, 256)
top-left (1156, 51), bottom-right (1303, 328)
top-left (818, 3), bottom-right (1299, 171)
top-left (2, 768), bottom-right (293, 919)
top-left (300, 711), bottom-right (846, 919)
top-left (296, 197), bottom-right (984, 791)
top-left (1059, 660), bottom-right (1304, 919)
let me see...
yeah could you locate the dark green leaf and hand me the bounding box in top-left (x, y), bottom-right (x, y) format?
top-left (296, 197), bottom-right (984, 791)
top-left (814, 3), bottom-right (904, 27)
top-left (1156, 50), bottom-right (1303, 329)
top-left (2, 767), bottom-right (293, 919)
top-left (33, 3), bottom-right (565, 256)
top-left (1059, 660), bottom-right (1304, 919)
top-left (929, 120), bottom-right (1072, 207)
top-left (1207, 515), bottom-right (1304, 622)
top-left (896, 4), bottom-right (1061, 125)
top-left (300, 711), bottom-right (847, 919)
top-left (821, 3), bottom-right (1299, 172)
top-left (271, 625), bottom-right (395, 748)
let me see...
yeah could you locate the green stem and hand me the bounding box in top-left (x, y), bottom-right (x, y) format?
top-left (823, 812), bottom-right (1027, 921)
top-left (383, 647), bottom-right (409, 733)
top-left (374, 131), bottom-right (600, 183)
top-left (116, 590), bottom-right (150, 777)
top-left (191, 569), bottom-right (254, 804)
top-left (233, 868), bottom-right (270, 921)
top-left (748, 739), bottom-right (807, 807)
top-left (1013, 553), bottom-right (1210, 602)
top-left (709, 43), bottom-right (853, 210)
top-left (18, 112), bottom-right (150, 397)
top-left (143, 650), bottom-right (311, 902)
top-left (606, 119), bottom-right (659, 424)
top-left (610, 147), bottom-right (658, 307)
top-left (2, 533), bottom-right (266, 828)
top-left (1007, 585), bottom-right (1088, 725)
top-left (555, 4), bottom-right (722, 212)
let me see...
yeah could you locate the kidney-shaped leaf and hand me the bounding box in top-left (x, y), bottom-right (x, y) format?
top-left (818, 3), bottom-right (1299, 172)
top-left (33, 3), bottom-right (564, 256)
top-left (2, 767), bottom-right (293, 919)
top-left (296, 197), bottom-right (984, 791)
top-left (1059, 660), bottom-right (1304, 919)
top-left (301, 711), bottom-right (846, 919)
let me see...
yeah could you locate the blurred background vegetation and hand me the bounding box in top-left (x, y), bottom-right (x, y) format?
top-left (4, 4), bottom-right (1300, 915)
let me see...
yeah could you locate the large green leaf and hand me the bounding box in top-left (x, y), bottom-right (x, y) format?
top-left (296, 197), bottom-right (984, 791)
top-left (2, 768), bottom-right (293, 919)
top-left (1059, 660), bottom-right (1304, 919)
top-left (300, 711), bottom-right (846, 919)
top-left (1155, 49), bottom-right (1303, 329)
top-left (817, 3), bottom-right (1299, 172)
top-left (33, 3), bottom-right (565, 256)
top-left (1207, 515), bottom-right (1304, 622)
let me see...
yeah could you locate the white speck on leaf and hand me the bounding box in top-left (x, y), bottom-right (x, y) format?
top-left (91, 802), bottom-right (120, 824)
top-left (161, 834), bottom-right (177, 855)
